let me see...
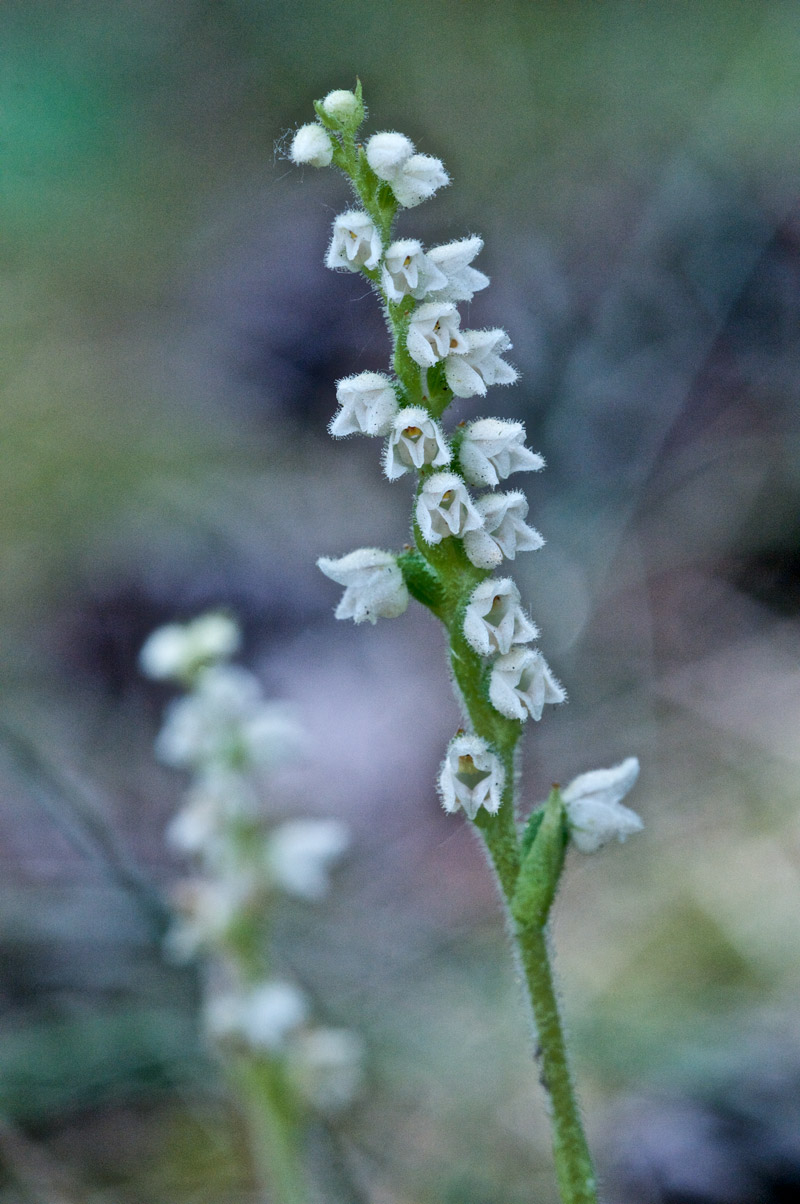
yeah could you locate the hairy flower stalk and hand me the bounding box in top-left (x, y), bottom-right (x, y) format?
top-left (289, 83), bottom-right (642, 1204)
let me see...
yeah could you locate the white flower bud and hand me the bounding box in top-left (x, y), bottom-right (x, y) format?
top-left (365, 131), bottom-right (415, 180)
top-left (266, 819), bottom-right (350, 900)
top-left (463, 578), bottom-right (538, 657)
top-left (562, 758), bottom-right (643, 854)
top-left (287, 1028), bottom-right (365, 1112)
top-left (330, 372), bottom-right (398, 438)
top-left (438, 733), bottom-right (505, 820)
top-left (426, 236), bottom-right (490, 302)
top-left (406, 301), bottom-right (467, 369)
top-left (489, 647), bottom-right (566, 722)
top-left (383, 406), bottom-right (450, 480)
top-left (140, 613), bottom-right (241, 682)
top-left (459, 419), bottom-right (544, 488)
top-left (463, 491), bottom-right (544, 569)
top-left (381, 239), bottom-right (447, 303)
top-left (325, 210), bottom-right (382, 272)
top-left (290, 123), bottom-right (333, 168)
top-left (321, 89), bottom-right (360, 123)
top-left (444, 329), bottom-right (518, 398)
top-left (415, 473), bottom-right (484, 545)
top-left (317, 548), bottom-right (409, 624)
top-left (392, 153), bottom-right (449, 208)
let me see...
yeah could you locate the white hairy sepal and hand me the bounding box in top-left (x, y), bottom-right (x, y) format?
top-left (155, 666), bottom-right (303, 772)
top-left (330, 372), bottom-right (398, 437)
top-left (365, 131), bottom-right (415, 180)
top-left (426, 236), bottom-right (490, 302)
top-left (415, 473), bottom-right (484, 544)
top-left (321, 89), bottom-right (361, 124)
top-left (489, 647), bottom-right (566, 722)
top-left (265, 818), bottom-right (350, 900)
top-left (392, 153), bottom-right (449, 208)
top-left (405, 301), bottom-right (467, 368)
top-left (205, 980), bottom-right (309, 1052)
top-left (438, 733), bottom-right (505, 820)
top-left (561, 758), bottom-right (643, 854)
top-left (325, 210), bottom-right (382, 272)
top-left (463, 490), bottom-right (545, 568)
top-left (444, 329), bottom-right (518, 398)
top-left (463, 578), bottom-right (539, 657)
top-left (287, 1027), bottom-right (365, 1113)
top-left (460, 418), bottom-right (545, 488)
top-left (290, 123), bottom-right (334, 167)
top-left (140, 613), bottom-right (241, 682)
top-left (317, 548), bottom-right (410, 624)
top-left (383, 406), bottom-right (451, 480)
top-left (381, 239), bottom-right (447, 302)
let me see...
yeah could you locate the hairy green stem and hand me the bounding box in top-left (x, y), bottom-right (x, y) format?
top-left (511, 923), bottom-right (599, 1204)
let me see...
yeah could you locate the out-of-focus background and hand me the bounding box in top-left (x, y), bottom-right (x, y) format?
top-left (1, 2), bottom-right (799, 1200)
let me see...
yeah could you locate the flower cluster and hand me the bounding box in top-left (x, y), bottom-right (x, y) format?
top-left (141, 615), bottom-right (362, 1112)
top-left (292, 86), bottom-right (568, 825)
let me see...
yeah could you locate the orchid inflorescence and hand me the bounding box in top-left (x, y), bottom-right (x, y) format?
top-left (140, 613), bottom-right (363, 1116)
top-left (290, 84), bottom-right (643, 1204)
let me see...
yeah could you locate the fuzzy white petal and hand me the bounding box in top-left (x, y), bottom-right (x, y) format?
top-left (489, 647), bottom-right (566, 722)
top-left (290, 123), bottom-right (333, 167)
top-left (405, 302), bottom-right (467, 368)
top-left (562, 758), bottom-right (642, 853)
top-left (325, 210), bottom-right (382, 272)
top-left (462, 578), bottom-right (538, 657)
top-left (317, 548), bottom-right (409, 624)
top-left (445, 329), bottom-right (518, 398)
top-left (427, 236), bottom-right (490, 302)
top-left (392, 153), bottom-right (449, 208)
top-left (383, 406), bottom-right (451, 480)
top-left (459, 419), bottom-right (544, 488)
top-left (438, 733), bottom-right (505, 819)
top-left (415, 473), bottom-right (484, 545)
top-left (329, 372), bottom-right (398, 437)
top-left (365, 131), bottom-right (415, 180)
top-left (463, 491), bottom-right (544, 567)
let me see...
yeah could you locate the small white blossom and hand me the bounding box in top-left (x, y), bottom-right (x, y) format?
top-left (329, 372), bottom-right (398, 438)
top-left (463, 578), bottom-right (538, 658)
top-left (459, 419), bottom-right (544, 488)
top-left (287, 1028), bottom-right (365, 1112)
top-left (415, 473), bottom-right (484, 545)
top-left (392, 153), bottom-right (450, 208)
top-left (205, 980), bottom-right (309, 1052)
top-left (289, 123), bottom-right (334, 168)
top-left (365, 131), bottom-right (415, 180)
top-left (463, 491), bottom-right (545, 569)
top-left (320, 89), bottom-right (360, 123)
top-left (383, 407), bottom-right (451, 480)
top-left (155, 666), bottom-right (302, 772)
top-left (489, 647), bottom-right (566, 722)
top-left (561, 758), bottom-right (643, 854)
top-left (426, 236), bottom-right (490, 302)
top-left (405, 302), bottom-right (468, 368)
top-left (266, 819), bottom-right (350, 900)
top-left (438, 733), bottom-right (505, 820)
top-left (325, 210), bottom-right (382, 272)
top-left (381, 239), bottom-right (447, 303)
top-left (444, 329), bottom-right (519, 398)
top-left (317, 548), bottom-right (409, 624)
top-left (140, 614), bottom-right (241, 682)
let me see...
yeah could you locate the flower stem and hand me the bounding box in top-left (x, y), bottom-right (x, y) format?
top-left (491, 856), bottom-right (599, 1204)
top-left (233, 1056), bottom-right (309, 1204)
